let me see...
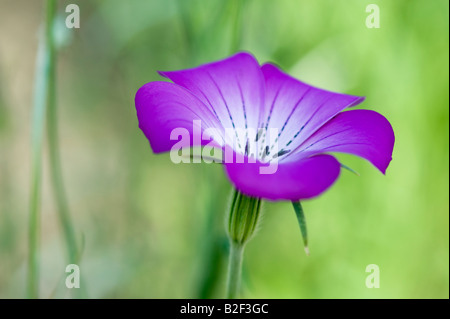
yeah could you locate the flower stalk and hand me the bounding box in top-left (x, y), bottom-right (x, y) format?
top-left (226, 241), bottom-right (244, 299)
top-left (226, 189), bottom-right (261, 299)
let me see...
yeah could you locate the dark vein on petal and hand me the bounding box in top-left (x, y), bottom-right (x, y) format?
top-left (197, 89), bottom-right (223, 127)
top-left (316, 142), bottom-right (371, 150)
top-left (258, 82), bottom-right (284, 157)
top-left (299, 142), bottom-right (371, 154)
top-left (159, 101), bottom-right (217, 128)
top-left (263, 83), bottom-right (284, 130)
top-left (277, 93), bottom-right (334, 152)
top-left (269, 87), bottom-right (313, 152)
top-left (297, 128), bottom-right (354, 152)
top-left (283, 96), bottom-right (363, 161)
top-left (206, 71), bottom-right (242, 150)
top-left (277, 87), bottom-right (312, 138)
top-left (236, 79), bottom-right (249, 146)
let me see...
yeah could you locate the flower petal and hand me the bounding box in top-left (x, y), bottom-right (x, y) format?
top-left (159, 52), bottom-right (265, 153)
top-left (288, 110), bottom-right (395, 173)
top-left (135, 81), bottom-right (222, 153)
top-left (224, 154), bottom-right (341, 201)
top-left (260, 63), bottom-right (364, 153)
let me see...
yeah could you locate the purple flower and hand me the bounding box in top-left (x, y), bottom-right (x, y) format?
top-left (135, 52), bottom-right (394, 201)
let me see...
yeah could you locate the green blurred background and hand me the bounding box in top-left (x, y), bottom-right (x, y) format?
top-left (0, 0), bottom-right (448, 298)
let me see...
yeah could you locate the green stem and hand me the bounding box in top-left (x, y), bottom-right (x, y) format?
top-left (226, 242), bottom-right (244, 299)
top-left (28, 0), bottom-right (57, 299)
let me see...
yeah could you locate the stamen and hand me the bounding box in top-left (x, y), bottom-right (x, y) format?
top-left (255, 129), bottom-right (263, 142)
top-left (272, 149), bottom-right (290, 159)
top-left (261, 145), bottom-right (270, 160)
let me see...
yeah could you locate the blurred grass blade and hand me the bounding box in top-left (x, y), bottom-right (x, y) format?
top-left (46, 7), bottom-right (86, 298)
top-left (292, 201), bottom-right (309, 256)
top-left (28, 0), bottom-right (57, 299)
top-left (46, 15), bottom-right (79, 289)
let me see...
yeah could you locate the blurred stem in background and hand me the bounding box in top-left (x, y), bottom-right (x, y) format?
top-left (194, 172), bottom-right (229, 299)
top-left (176, 0), bottom-right (195, 63)
top-left (230, 0), bottom-right (245, 54)
top-left (191, 0), bottom-right (247, 298)
top-left (28, 0), bottom-right (57, 299)
top-left (46, 14), bottom-right (86, 300)
top-left (226, 0), bottom-right (247, 299)
top-left (29, 0), bottom-right (81, 298)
